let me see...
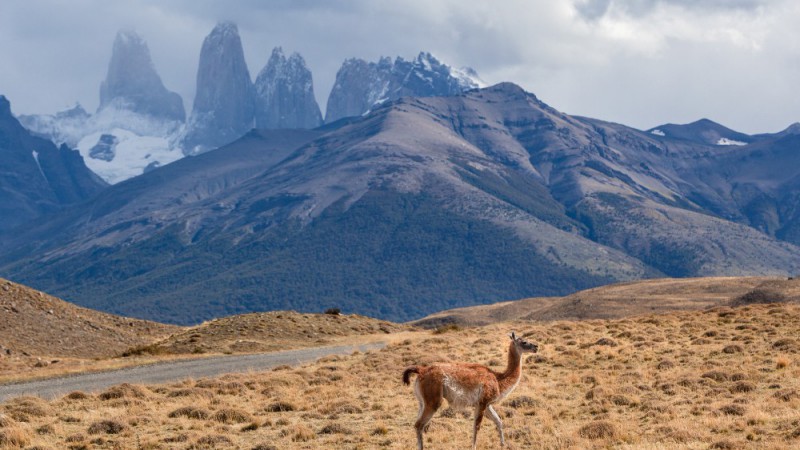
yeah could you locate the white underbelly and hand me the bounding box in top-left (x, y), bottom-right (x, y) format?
top-left (442, 376), bottom-right (483, 408)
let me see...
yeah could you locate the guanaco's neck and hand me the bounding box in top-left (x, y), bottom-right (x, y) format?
top-left (497, 341), bottom-right (522, 389)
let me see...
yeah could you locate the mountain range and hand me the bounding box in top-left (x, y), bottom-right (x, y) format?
top-left (0, 95), bottom-right (106, 232)
top-left (19, 22), bottom-right (480, 182)
top-left (1, 82), bottom-right (799, 324)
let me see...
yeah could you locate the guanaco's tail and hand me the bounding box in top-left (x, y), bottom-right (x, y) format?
top-left (402, 366), bottom-right (420, 385)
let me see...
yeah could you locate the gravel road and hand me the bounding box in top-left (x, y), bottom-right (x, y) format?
top-left (0, 341), bottom-right (385, 403)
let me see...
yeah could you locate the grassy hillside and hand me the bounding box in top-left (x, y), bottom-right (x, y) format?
top-left (415, 276), bottom-right (800, 327)
top-left (12, 189), bottom-right (614, 325)
top-left (2, 302), bottom-right (799, 449)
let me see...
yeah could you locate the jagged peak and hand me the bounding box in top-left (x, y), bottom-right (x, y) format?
top-left (55, 103), bottom-right (90, 120)
top-left (115, 29), bottom-right (145, 47)
top-left (0, 95), bottom-right (11, 117)
top-left (211, 21), bottom-right (239, 36)
top-left (270, 46), bottom-right (285, 59)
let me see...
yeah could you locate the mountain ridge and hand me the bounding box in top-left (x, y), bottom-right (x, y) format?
top-left (3, 83), bottom-right (800, 324)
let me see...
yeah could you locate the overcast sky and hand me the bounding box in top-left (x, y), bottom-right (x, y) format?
top-left (1, 0), bottom-right (798, 133)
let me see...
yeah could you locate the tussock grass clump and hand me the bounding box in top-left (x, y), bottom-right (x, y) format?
top-left (211, 408), bottom-right (251, 424)
top-left (710, 439), bottom-right (745, 449)
top-left (119, 343), bottom-right (169, 357)
top-left (98, 383), bottom-right (147, 400)
top-left (507, 395), bottom-right (537, 409)
top-left (318, 423), bottom-right (352, 434)
top-left (251, 445), bottom-right (278, 450)
top-left (0, 415), bottom-right (31, 448)
top-left (240, 422), bottom-right (259, 432)
top-left (189, 434), bottom-right (233, 448)
top-left (87, 420), bottom-right (125, 435)
top-left (730, 381), bottom-right (756, 393)
top-left (283, 424), bottom-right (314, 442)
top-left (168, 406), bottom-right (210, 420)
top-left (319, 400), bottom-right (362, 415)
top-left (730, 288), bottom-right (786, 307)
top-left (656, 359), bottom-right (675, 370)
top-left (723, 344), bottom-right (743, 354)
top-left (63, 391), bottom-right (89, 401)
top-left (702, 370), bottom-right (729, 382)
top-left (772, 389), bottom-right (798, 402)
top-left (578, 420), bottom-right (616, 439)
top-left (432, 324), bottom-right (461, 334)
top-left (64, 433), bottom-right (84, 442)
top-left (265, 401), bottom-right (295, 412)
top-left (718, 404), bottom-right (746, 416)
top-left (166, 388), bottom-right (213, 398)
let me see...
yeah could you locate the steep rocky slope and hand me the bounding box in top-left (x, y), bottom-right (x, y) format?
top-left (2, 83), bottom-right (800, 324)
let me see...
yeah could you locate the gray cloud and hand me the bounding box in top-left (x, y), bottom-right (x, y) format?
top-left (576, 0), bottom-right (766, 20)
top-left (0, 0), bottom-right (797, 134)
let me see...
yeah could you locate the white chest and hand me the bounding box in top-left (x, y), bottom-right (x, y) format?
top-left (496, 376), bottom-right (520, 402)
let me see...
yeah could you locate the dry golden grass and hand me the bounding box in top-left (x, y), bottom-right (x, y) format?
top-left (152, 310), bottom-right (406, 356)
top-left (0, 276), bottom-right (407, 383)
top-left (416, 276), bottom-right (800, 327)
top-left (0, 277), bottom-right (180, 358)
top-left (2, 302), bottom-right (799, 449)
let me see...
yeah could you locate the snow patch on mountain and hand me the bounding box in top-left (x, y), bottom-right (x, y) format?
top-left (450, 66), bottom-right (485, 89)
top-left (77, 128), bottom-right (181, 185)
top-left (20, 104), bottom-right (183, 184)
top-left (716, 137), bottom-right (747, 146)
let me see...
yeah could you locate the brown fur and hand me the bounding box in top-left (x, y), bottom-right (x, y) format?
top-left (403, 332), bottom-right (538, 450)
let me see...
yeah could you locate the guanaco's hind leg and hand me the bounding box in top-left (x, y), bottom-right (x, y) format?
top-left (486, 404), bottom-right (505, 446)
top-left (414, 378), bottom-right (443, 450)
top-left (472, 404), bottom-right (488, 450)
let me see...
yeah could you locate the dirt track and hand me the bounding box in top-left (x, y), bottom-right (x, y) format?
top-left (0, 342), bottom-right (385, 402)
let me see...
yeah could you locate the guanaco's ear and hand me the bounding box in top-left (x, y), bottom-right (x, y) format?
top-left (509, 331), bottom-right (516, 340)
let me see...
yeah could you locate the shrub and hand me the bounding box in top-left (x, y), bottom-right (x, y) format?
top-left (212, 409), bottom-right (252, 424)
top-left (433, 324), bottom-right (461, 334)
top-left (578, 421), bottom-right (616, 439)
top-left (701, 371), bottom-right (729, 383)
top-left (319, 423), bottom-right (352, 434)
top-left (730, 289), bottom-right (786, 307)
top-left (265, 402), bottom-right (295, 412)
top-left (168, 407), bottom-right (209, 420)
top-left (87, 420), bottom-right (125, 435)
top-left (190, 434), bottom-right (232, 448)
top-left (0, 415), bottom-right (31, 448)
top-left (719, 404), bottom-right (746, 416)
top-left (730, 382), bottom-right (756, 393)
top-left (508, 395), bottom-right (537, 409)
top-left (119, 343), bottom-right (169, 357)
top-left (98, 384), bottom-right (146, 400)
top-left (64, 391), bottom-right (89, 400)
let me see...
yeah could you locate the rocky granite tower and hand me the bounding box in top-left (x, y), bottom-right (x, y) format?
top-left (181, 22), bottom-right (255, 154)
top-left (99, 30), bottom-right (185, 122)
top-left (254, 47), bottom-right (322, 129)
top-left (325, 52), bottom-right (482, 123)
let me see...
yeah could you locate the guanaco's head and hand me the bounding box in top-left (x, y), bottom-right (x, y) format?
top-left (509, 331), bottom-right (539, 353)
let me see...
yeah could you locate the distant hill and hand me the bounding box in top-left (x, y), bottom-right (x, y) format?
top-left (413, 276), bottom-right (800, 327)
top-left (0, 277), bottom-right (178, 358)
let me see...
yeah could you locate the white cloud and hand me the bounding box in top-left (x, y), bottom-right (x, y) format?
top-left (0, 0), bottom-right (797, 133)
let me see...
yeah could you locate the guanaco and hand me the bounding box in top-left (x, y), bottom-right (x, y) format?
top-left (402, 332), bottom-right (539, 450)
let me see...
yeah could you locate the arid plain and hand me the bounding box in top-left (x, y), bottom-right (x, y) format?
top-left (1, 276), bottom-right (799, 449)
